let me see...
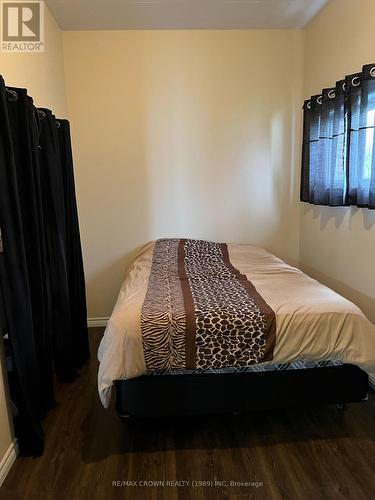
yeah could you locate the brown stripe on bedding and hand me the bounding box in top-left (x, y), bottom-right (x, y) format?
top-left (178, 239), bottom-right (197, 369)
top-left (220, 243), bottom-right (276, 362)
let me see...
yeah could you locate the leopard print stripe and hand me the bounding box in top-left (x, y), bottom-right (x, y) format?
top-left (220, 243), bottom-right (276, 362)
top-left (182, 239), bottom-right (276, 369)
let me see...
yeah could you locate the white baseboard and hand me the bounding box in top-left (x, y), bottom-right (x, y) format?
top-left (0, 439), bottom-right (18, 487)
top-left (87, 317), bottom-right (109, 328)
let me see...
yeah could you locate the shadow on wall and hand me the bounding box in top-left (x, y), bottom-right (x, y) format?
top-left (84, 246), bottom-right (147, 319)
top-left (309, 205), bottom-right (346, 230)
top-left (268, 100), bottom-right (301, 266)
top-left (301, 204), bottom-right (375, 324)
top-left (306, 204), bottom-right (375, 231)
top-left (362, 208), bottom-right (375, 230)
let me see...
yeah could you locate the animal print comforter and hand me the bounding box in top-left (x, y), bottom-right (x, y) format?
top-left (98, 239), bottom-right (375, 407)
top-left (141, 239), bottom-right (275, 371)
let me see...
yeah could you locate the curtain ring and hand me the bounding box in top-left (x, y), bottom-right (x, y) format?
top-left (56, 121), bottom-right (61, 128)
top-left (352, 76), bottom-right (360, 86)
top-left (342, 82), bottom-right (346, 91)
top-left (370, 66), bottom-right (375, 78)
top-left (306, 101), bottom-right (311, 109)
top-left (317, 96), bottom-right (323, 104)
top-left (5, 88), bottom-right (18, 101)
top-left (38, 109), bottom-right (46, 119)
top-left (328, 90), bottom-right (335, 99)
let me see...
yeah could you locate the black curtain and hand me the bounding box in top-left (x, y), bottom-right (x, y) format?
top-left (301, 84), bottom-right (346, 206)
top-left (0, 77), bottom-right (89, 456)
top-left (301, 63), bottom-right (375, 209)
top-left (0, 80), bottom-right (45, 455)
top-left (38, 109), bottom-right (89, 378)
top-left (57, 119), bottom-right (90, 368)
top-left (38, 108), bottom-right (77, 383)
top-left (346, 66), bottom-right (375, 208)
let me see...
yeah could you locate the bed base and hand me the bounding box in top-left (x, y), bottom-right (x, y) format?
top-left (115, 364), bottom-right (369, 419)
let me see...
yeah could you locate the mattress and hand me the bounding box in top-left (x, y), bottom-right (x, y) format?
top-left (98, 239), bottom-right (375, 407)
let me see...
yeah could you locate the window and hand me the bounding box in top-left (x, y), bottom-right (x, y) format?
top-left (300, 63), bottom-right (375, 210)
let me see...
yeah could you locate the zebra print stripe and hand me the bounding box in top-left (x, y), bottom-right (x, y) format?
top-left (141, 239), bottom-right (186, 370)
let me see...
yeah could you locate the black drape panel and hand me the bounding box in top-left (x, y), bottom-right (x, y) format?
top-left (300, 96), bottom-right (311, 203)
top-left (301, 62), bottom-right (375, 209)
top-left (57, 119), bottom-right (90, 368)
top-left (0, 78), bottom-right (44, 455)
top-left (6, 89), bottom-right (55, 413)
top-left (346, 65), bottom-right (375, 208)
top-left (0, 77), bottom-right (89, 456)
top-left (301, 85), bottom-right (346, 206)
top-left (38, 109), bottom-right (78, 383)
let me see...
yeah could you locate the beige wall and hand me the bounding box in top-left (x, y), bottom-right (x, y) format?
top-left (0, 5), bottom-right (67, 473)
top-left (300, 0), bottom-right (375, 323)
top-left (63, 29), bottom-right (304, 318)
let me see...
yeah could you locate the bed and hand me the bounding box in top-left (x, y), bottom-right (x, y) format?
top-left (98, 239), bottom-right (375, 418)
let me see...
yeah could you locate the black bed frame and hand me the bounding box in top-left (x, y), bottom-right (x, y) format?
top-left (115, 364), bottom-right (369, 419)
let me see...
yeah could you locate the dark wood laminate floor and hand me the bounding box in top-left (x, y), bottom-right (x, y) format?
top-left (1, 327), bottom-right (375, 500)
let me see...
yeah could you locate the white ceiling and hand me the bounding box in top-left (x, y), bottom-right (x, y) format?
top-left (45, 0), bottom-right (329, 30)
